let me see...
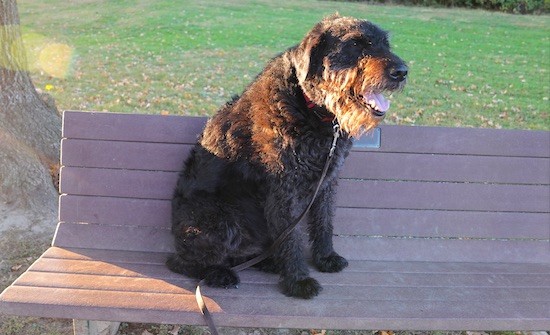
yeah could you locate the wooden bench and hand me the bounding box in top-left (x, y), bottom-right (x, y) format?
top-left (1, 110), bottom-right (549, 334)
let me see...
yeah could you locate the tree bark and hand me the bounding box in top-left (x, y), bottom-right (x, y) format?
top-left (0, 0), bottom-right (61, 229)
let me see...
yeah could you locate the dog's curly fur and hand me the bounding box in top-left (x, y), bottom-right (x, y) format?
top-left (167, 15), bottom-right (407, 299)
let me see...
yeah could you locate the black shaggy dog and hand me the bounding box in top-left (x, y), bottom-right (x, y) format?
top-left (167, 15), bottom-right (407, 299)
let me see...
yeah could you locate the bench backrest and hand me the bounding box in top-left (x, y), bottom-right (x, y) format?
top-left (54, 111), bottom-right (550, 264)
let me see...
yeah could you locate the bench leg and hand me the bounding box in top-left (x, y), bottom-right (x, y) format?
top-left (73, 320), bottom-right (120, 335)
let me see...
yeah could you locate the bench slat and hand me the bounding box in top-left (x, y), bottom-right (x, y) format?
top-left (3, 278), bottom-right (549, 330)
top-left (52, 223), bottom-right (172, 253)
top-left (59, 167), bottom-right (550, 212)
top-left (338, 179), bottom-right (550, 213)
top-left (61, 138), bottom-right (549, 185)
top-left (52, 223), bottom-right (550, 263)
top-left (61, 139), bottom-right (192, 172)
top-left (59, 167), bottom-right (178, 200)
top-left (14, 272), bottom-right (550, 305)
top-left (343, 152), bottom-right (550, 184)
top-left (62, 111), bottom-right (550, 158)
top-left (41, 247), bottom-right (550, 274)
top-left (362, 124), bottom-right (550, 158)
top-left (62, 111), bottom-right (205, 144)
top-left (59, 195), bottom-right (550, 239)
top-left (59, 195), bottom-right (170, 227)
top-left (334, 236), bottom-right (550, 263)
top-left (25, 257), bottom-right (550, 288)
top-left (335, 207), bottom-right (550, 239)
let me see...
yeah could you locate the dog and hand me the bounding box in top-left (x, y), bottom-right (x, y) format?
top-left (167, 14), bottom-right (407, 299)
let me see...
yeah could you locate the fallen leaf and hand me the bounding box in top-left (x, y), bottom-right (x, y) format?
top-left (375, 331), bottom-right (395, 335)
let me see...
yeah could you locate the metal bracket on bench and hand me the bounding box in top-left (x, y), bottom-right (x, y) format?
top-left (352, 127), bottom-right (381, 148)
top-left (73, 320), bottom-right (120, 335)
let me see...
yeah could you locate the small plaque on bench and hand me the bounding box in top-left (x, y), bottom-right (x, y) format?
top-left (352, 127), bottom-right (381, 148)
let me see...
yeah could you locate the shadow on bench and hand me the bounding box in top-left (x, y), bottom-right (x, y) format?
top-left (1, 111), bottom-right (549, 334)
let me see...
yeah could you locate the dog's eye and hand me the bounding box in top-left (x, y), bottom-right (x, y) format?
top-left (350, 39), bottom-right (364, 49)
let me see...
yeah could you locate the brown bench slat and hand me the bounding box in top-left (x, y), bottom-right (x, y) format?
top-left (51, 223), bottom-right (550, 263)
top-left (14, 272), bottom-right (195, 295)
top-left (52, 223), bottom-right (172, 252)
top-left (0, 286), bottom-right (206, 323)
top-left (59, 195), bottom-right (549, 239)
top-left (62, 111), bottom-right (550, 158)
top-left (61, 139), bottom-right (192, 172)
top-left (42, 247), bottom-right (167, 264)
top-left (59, 195), bottom-right (170, 227)
top-left (61, 136), bottom-right (550, 186)
top-left (338, 180), bottom-right (549, 213)
top-left (59, 167), bottom-right (178, 200)
top-left (59, 167), bottom-right (550, 212)
top-left (360, 124), bottom-right (550, 158)
top-left (62, 111), bottom-right (205, 144)
top-left (15, 271), bottom-right (550, 303)
top-left (41, 247), bottom-right (550, 274)
top-left (343, 152), bottom-right (550, 184)
top-left (334, 237), bottom-right (550, 263)
top-left (3, 286), bottom-right (548, 330)
top-left (24, 257), bottom-right (550, 289)
top-left (64, 195), bottom-right (549, 239)
top-left (335, 208), bottom-right (550, 239)
top-left (61, 138), bottom-right (549, 185)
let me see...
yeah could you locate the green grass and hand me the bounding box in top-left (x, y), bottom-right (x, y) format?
top-left (17, 0), bottom-right (549, 130)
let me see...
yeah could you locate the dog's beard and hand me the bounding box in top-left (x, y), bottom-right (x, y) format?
top-left (319, 57), bottom-right (408, 138)
top-left (321, 59), bottom-right (390, 138)
top-left (325, 93), bottom-right (381, 138)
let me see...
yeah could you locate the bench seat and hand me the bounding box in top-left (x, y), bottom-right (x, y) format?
top-left (1, 111), bottom-right (549, 332)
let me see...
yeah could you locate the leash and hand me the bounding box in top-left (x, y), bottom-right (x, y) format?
top-left (195, 122), bottom-right (341, 334)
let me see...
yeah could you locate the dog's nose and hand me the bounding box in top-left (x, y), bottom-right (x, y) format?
top-left (389, 64), bottom-right (408, 82)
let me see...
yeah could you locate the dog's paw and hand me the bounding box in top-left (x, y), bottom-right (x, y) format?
top-left (281, 277), bottom-right (322, 299)
top-left (203, 266), bottom-right (240, 289)
top-left (315, 253), bottom-right (349, 273)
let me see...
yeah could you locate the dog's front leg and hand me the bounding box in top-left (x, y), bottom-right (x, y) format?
top-left (264, 187), bottom-right (322, 299)
top-left (308, 179), bottom-right (349, 273)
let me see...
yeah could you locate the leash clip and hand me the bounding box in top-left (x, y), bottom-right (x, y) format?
top-left (329, 122), bottom-right (340, 157)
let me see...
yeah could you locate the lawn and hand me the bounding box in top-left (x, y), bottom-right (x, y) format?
top-left (17, 0), bottom-right (549, 130)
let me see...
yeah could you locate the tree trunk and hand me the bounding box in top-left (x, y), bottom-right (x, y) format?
top-left (0, 0), bottom-right (61, 232)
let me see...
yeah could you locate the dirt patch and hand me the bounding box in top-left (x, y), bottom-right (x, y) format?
top-left (0, 203), bottom-right (57, 235)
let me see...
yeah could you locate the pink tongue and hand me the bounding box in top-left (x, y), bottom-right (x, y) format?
top-left (364, 92), bottom-right (390, 112)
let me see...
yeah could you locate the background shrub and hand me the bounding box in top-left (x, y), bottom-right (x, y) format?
top-left (345, 0), bottom-right (548, 13)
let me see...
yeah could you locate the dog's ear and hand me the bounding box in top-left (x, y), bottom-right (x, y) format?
top-left (291, 20), bottom-right (328, 83)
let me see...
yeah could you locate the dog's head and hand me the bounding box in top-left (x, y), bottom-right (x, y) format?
top-left (292, 15), bottom-right (407, 137)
